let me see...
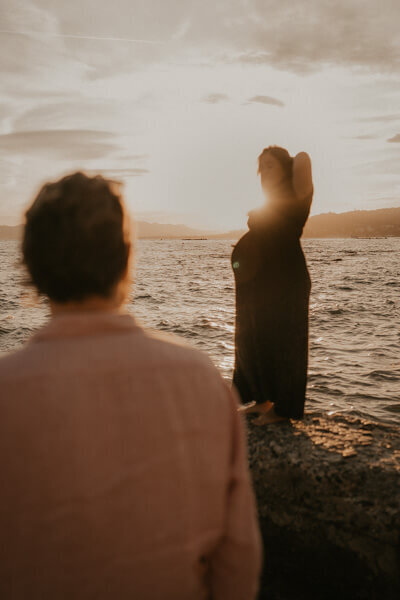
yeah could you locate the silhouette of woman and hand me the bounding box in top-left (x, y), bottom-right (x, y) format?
top-left (231, 147), bottom-right (313, 424)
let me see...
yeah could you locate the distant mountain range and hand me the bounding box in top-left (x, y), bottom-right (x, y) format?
top-left (0, 222), bottom-right (245, 241)
top-left (1, 207), bottom-right (400, 240)
top-left (303, 207), bottom-right (400, 238)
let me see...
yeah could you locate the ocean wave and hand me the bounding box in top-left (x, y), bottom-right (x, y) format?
top-left (135, 293), bottom-right (162, 304)
top-left (383, 403), bottom-right (400, 413)
top-left (0, 327), bottom-right (12, 336)
top-left (368, 370), bottom-right (400, 382)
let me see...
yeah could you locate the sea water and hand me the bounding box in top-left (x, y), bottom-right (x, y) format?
top-left (1, 238), bottom-right (399, 424)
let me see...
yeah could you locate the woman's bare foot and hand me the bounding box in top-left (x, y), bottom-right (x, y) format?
top-left (238, 400), bottom-right (274, 415)
top-left (238, 402), bottom-right (256, 414)
top-left (252, 405), bottom-right (290, 425)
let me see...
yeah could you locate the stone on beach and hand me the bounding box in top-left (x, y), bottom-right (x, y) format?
top-left (245, 413), bottom-right (400, 600)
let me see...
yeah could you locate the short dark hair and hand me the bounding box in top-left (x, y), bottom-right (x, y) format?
top-left (23, 172), bottom-right (131, 303)
top-left (257, 146), bottom-right (293, 180)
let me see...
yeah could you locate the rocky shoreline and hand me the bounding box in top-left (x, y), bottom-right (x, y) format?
top-left (245, 413), bottom-right (400, 600)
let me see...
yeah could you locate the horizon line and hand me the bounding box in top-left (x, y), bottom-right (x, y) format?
top-left (1, 205), bottom-right (400, 231)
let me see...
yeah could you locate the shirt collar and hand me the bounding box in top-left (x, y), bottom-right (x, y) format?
top-left (31, 311), bottom-right (141, 342)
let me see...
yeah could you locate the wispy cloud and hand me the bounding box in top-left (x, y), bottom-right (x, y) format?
top-left (202, 93), bottom-right (229, 104)
top-left (2, 1), bottom-right (399, 85)
top-left (217, 0), bottom-right (400, 74)
top-left (358, 156), bottom-right (400, 176)
top-left (247, 95), bottom-right (284, 107)
top-left (0, 29), bottom-right (163, 44)
top-left (0, 1), bottom-right (399, 227)
top-left (358, 114), bottom-right (400, 123)
top-left (13, 100), bottom-right (122, 133)
top-left (352, 134), bottom-right (376, 140)
top-left (0, 130), bottom-right (120, 160)
top-left (86, 167), bottom-right (149, 178)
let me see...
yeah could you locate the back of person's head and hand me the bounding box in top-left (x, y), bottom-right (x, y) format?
top-left (23, 172), bottom-right (132, 304)
top-left (257, 146), bottom-right (293, 181)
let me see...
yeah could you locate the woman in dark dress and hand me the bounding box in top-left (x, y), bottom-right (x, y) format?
top-left (231, 146), bottom-right (313, 424)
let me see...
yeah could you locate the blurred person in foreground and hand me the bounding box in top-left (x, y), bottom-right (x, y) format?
top-left (0, 172), bottom-right (261, 600)
top-left (232, 147), bottom-right (313, 425)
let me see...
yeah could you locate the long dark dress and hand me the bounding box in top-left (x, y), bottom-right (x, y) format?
top-left (231, 186), bottom-right (313, 419)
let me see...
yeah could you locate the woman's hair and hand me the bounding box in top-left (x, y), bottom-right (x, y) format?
top-left (257, 146), bottom-right (293, 180)
top-left (22, 172), bottom-right (131, 303)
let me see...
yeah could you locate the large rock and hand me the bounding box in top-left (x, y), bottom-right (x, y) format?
top-left (245, 413), bottom-right (400, 600)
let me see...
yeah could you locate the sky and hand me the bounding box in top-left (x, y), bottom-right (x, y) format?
top-left (0, 0), bottom-right (399, 230)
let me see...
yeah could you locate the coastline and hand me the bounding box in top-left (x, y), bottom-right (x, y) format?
top-left (245, 412), bottom-right (400, 600)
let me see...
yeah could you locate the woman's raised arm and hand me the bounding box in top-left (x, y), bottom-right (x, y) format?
top-left (292, 152), bottom-right (313, 200)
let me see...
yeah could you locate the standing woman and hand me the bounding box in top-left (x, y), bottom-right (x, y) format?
top-left (231, 147), bottom-right (313, 424)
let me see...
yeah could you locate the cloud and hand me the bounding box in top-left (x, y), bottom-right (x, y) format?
top-left (0, 130), bottom-right (120, 160)
top-left (218, 0), bottom-right (400, 74)
top-left (202, 93), bottom-right (229, 104)
top-left (358, 114), bottom-right (400, 123)
top-left (223, 51), bottom-right (315, 74)
top-left (119, 154), bottom-right (149, 161)
top-left (358, 156), bottom-right (400, 175)
top-left (387, 134), bottom-right (400, 143)
top-left (86, 168), bottom-right (149, 178)
top-left (375, 157), bottom-right (400, 175)
top-left (352, 134), bottom-right (376, 140)
top-left (2, 0), bottom-right (399, 86)
top-left (247, 95), bottom-right (284, 107)
top-left (13, 100), bottom-right (119, 132)
top-left (0, 1), bottom-right (91, 83)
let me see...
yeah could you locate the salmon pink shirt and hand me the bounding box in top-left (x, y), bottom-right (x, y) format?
top-left (0, 311), bottom-right (261, 599)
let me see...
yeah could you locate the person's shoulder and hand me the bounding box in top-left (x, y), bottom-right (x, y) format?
top-left (139, 328), bottom-right (231, 401)
top-left (141, 327), bottom-right (217, 371)
top-left (0, 345), bottom-right (34, 381)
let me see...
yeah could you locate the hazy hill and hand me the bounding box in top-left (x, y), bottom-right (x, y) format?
top-left (303, 207), bottom-right (400, 238)
top-left (135, 221), bottom-right (204, 238)
top-left (0, 225), bottom-right (23, 240)
top-left (0, 221), bottom-right (243, 240)
top-left (0, 223), bottom-right (204, 241)
top-left (1, 207), bottom-right (400, 240)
